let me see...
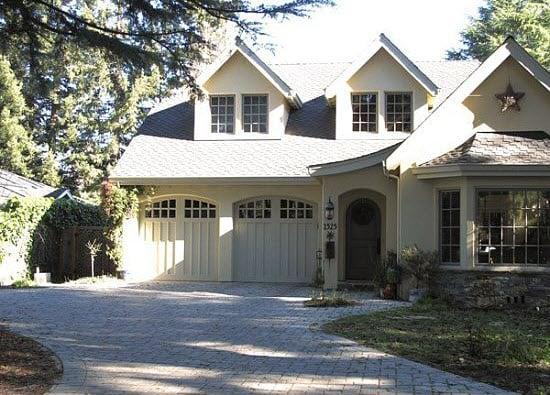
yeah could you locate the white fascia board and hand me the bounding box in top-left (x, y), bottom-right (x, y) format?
top-left (325, 33), bottom-right (439, 99)
top-left (109, 176), bottom-right (319, 186)
top-left (386, 37), bottom-right (550, 171)
top-left (197, 39), bottom-right (302, 109)
top-left (412, 164), bottom-right (550, 179)
top-left (308, 144), bottom-right (399, 176)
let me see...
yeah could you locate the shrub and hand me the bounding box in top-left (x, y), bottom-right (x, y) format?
top-left (304, 290), bottom-right (358, 308)
top-left (399, 245), bottom-right (439, 289)
top-left (11, 277), bottom-right (37, 288)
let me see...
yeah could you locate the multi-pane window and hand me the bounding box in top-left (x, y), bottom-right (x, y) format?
top-left (184, 199), bottom-right (216, 219)
top-left (242, 94), bottom-right (268, 133)
top-left (385, 92), bottom-right (412, 132)
top-left (145, 199), bottom-right (176, 219)
top-left (210, 95), bottom-right (234, 134)
top-left (280, 199), bottom-right (313, 220)
top-left (238, 199), bottom-right (272, 219)
top-left (440, 191), bottom-right (460, 263)
top-left (351, 93), bottom-right (377, 132)
top-left (477, 190), bottom-right (550, 265)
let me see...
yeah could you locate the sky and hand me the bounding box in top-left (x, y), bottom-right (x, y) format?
top-left (250, 0), bottom-right (485, 63)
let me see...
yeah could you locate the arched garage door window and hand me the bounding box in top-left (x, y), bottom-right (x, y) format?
top-left (234, 197), bottom-right (318, 283)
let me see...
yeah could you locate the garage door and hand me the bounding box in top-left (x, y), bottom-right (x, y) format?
top-left (233, 197), bottom-right (318, 283)
top-left (142, 197), bottom-right (218, 280)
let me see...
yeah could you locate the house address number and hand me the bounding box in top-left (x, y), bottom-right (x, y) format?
top-left (323, 223), bottom-right (337, 230)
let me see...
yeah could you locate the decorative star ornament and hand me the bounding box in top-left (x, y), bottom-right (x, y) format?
top-left (495, 83), bottom-right (525, 112)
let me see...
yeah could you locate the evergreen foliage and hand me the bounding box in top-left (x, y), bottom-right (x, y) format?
top-left (0, 0), bottom-right (331, 198)
top-left (448, 0), bottom-right (549, 68)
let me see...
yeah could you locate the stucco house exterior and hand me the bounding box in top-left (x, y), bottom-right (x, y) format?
top-left (111, 34), bottom-right (550, 303)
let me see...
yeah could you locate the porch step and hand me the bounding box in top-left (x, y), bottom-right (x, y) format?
top-left (338, 281), bottom-right (377, 292)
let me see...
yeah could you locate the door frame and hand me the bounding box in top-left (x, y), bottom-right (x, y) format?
top-left (338, 189), bottom-right (387, 281)
top-left (345, 197), bottom-right (381, 280)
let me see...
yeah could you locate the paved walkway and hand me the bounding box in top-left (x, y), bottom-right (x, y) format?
top-left (0, 282), bottom-right (513, 394)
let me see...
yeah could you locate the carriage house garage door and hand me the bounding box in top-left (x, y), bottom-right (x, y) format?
top-left (233, 197), bottom-right (318, 283)
top-left (142, 197), bottom-right (219, 281)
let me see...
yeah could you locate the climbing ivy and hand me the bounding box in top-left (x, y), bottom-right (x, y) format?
top-left (0, 197), bottom-right (54, 265)
top-left (101, 182), bottom-right (153, 269)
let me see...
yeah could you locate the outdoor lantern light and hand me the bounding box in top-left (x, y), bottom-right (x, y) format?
top-left (325, 198), bottom-right (334, 221)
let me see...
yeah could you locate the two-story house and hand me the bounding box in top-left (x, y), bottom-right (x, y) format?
top-left (111, 34), bottom-right (550, 303)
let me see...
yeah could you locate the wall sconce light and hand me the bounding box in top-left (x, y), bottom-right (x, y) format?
top-left (325, 198), bottom-right (334, 221)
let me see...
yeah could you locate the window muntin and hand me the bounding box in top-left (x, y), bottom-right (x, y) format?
top-left (242, 94), bottom-right (268, 133)
top-left (385, 92), bottom-right (412, 132)
top-left (440, 191), bottom-right (460, 264)
top-left (184, 199), bottom-right (216, 219)
top-left (238, 199), bottom-right (272, 219)
top-left (145, 199), bottom-right (176, 219)
top-left (210, 95), bottom-right (235, 134)
top-left (280, 199), bottom-right (314, 220)
top-left (477, 189), bottom-right (550, 265)
top-left (351, 93), bottom-right (377, 132)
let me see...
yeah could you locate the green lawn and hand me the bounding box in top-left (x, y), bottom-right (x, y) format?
top-left (324, 299), bottom-right (549, 395)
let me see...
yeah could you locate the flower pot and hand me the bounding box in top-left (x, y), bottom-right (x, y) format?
top-left (383, 283), bottom-right (397, 299)
top-left (408, 288), bottom-right (427, 303)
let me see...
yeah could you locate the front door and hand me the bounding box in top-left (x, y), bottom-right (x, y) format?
top-left (345, 198), bottom-right (381, 280)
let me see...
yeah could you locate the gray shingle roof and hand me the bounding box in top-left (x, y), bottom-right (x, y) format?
top-left (111, 59), bottom-right (479, 180)
top-left (0, 169), bottom-right (55, 203)
top-left (420, 131), bottom-right (550, 167)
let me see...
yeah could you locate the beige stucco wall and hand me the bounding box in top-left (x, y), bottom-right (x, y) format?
top-left (122, 183), bottom-right (322, 282)
top-left (465, 57), bottom-right (549, 132)
top-left (334, 48), bottom-right (430, 140)
top-left (320, 165), bottom-right (397, 288)
top-left (194, 51), bottom-right (289, 140)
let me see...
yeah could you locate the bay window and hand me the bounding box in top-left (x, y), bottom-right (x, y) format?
top-left (477, 189), bottom-right (550, 265)
top-left (440, 191), bottom-right (461, 264)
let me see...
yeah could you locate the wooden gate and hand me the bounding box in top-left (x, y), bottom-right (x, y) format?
top-left (55, 226), bottom-right (115, 281)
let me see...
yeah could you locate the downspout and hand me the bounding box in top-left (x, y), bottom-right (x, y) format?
top-left (382, 160), bottom-right (400, 254)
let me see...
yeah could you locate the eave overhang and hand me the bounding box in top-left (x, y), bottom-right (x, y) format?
top-left (412, 164), bottom-right (550, 179)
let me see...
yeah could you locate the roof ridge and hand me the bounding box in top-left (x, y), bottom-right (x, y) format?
top-left (268, 61), bottom-right (352, 66)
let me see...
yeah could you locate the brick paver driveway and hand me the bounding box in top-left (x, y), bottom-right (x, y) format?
top-left (0, 282), bottom-right (512, 394)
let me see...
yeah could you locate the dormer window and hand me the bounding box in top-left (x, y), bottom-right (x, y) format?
top-left (210, 95), bottom-right (235, 133)
top-left (243, 94), bottom-right (268, 133)
top-left (351, 93), bottom-right (377, 132)
top-left (385, 92), bottom-right (412, 132)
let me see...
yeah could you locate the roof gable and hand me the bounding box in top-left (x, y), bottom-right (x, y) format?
top-left (386, 37), bottom-right (550, 170)
top-left (197, 38), bottom-right (302, 109)
top-left (325, 34), bottom-right (439, 99)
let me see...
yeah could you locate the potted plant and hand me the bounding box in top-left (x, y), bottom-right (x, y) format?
top-left (399, 245), bottom-right (439, 302)
top-left (374, 252), bottom-right (399, 299)
top-left (383, 252), bottom-right (400, 299)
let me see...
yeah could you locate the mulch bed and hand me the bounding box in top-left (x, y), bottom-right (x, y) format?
top-left (0, 327), bottom-right (62, 394)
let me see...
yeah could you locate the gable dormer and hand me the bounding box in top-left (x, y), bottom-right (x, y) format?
top-left (194, 38), bottom-right (301, 141)
top-left (325, 34), bottom-right (439, 140)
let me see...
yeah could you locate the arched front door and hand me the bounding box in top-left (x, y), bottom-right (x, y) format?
top-left (345, 198), bottom-right (381, 280)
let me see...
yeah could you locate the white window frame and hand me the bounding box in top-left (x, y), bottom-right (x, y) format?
top-left (242, 94), bottom-right (269, 134)
top-left (351, 92), bottom-right (378, 133)
top-left (385, 91), bottom-right (413, 133)
top-left (210, 94), bottom-right (235, 134)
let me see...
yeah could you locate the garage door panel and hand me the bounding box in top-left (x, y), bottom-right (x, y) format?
top-left (234, 197), bottom-right (318, 283)
top-left (143, 197), bottom-right (218, 281)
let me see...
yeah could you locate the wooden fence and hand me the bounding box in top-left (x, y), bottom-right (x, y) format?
top-left (32, 226), bottom-right (116, 282)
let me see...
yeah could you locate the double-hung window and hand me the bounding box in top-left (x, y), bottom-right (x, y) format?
top-left (351, 93), bottom-right (377, 132)
top-left (440, 190), bottom-right (461, 264)
top-left (385, 92), bottom-right (412, 132)
top-left (210, 95), bottom-right (234, 133)
top-left (242, 94), bottom-right (268, 133)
